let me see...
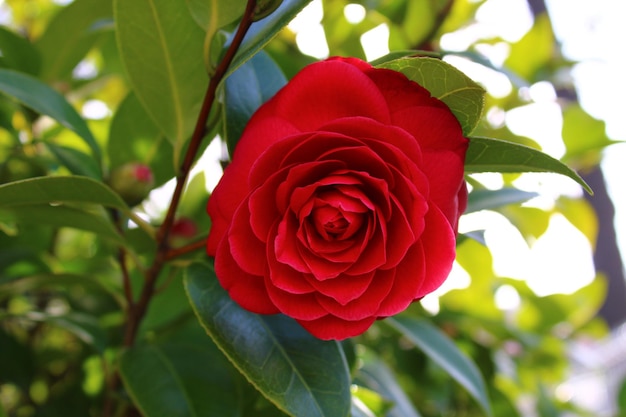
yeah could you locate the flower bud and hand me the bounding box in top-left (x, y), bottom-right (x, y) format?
top-left (107, 162), bottom-right (154, 206)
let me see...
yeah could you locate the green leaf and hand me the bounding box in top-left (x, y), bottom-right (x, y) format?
top-left (0, 69), bottom-right (102, 166)
top-left (114, 0), bottom-right (208, 166)
top-left (120, 343), bottom-right (248, 417)
top-left (562, 104), bottom-right (617, 169)
top-left (46, 143), bottom-right (102, 179)
top-left (465, 137), bottom-right (592, 194)
top-left (0, 176), bottom-right (127, 210)
top-left (0, 205), bottom-right (124, 245)
top-left (25, 311), bottom-right (107, 353)
top-left (377, 57), bottom-right (485, 136)
top-left (355, 350), bottom-right (422, 417)
top-left (0, 26), bottom-right (41, 75)
top-left (386, 316), bottom-right (492, 417)
top-left (466, 188), bottom-right (538, 214)
top-left (226, 0), bottom-right (313, 78)
top-left (185, 262), bottom-right (352, 417)
top-left (108, 93), bottom-right (174, 186)
top-left (223, 50), bottom-right (286, 154)
top-left (34, 0), bottom-right (113, 82)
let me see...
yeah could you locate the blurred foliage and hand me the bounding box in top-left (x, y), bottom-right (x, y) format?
top-left (0, 0), bottom-right (620, 416)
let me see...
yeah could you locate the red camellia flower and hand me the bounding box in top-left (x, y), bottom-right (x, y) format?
top-left (206, 57), bottom-right (468, 340)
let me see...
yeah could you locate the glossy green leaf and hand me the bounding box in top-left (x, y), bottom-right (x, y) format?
top-left (224, 50), bottom-right (286, 154)
top-left (185, 262), bottom-right (352, 417)
top-left (0, 26), bottom-right (41, 75)
top-left (46, 143), bottom-right (102, 179)
top-left (0, 69), bottom-right (102, 165)
top-left (0, 205), bottom-right (124, 245)
top-left (377, 57), bottom-right (485, 135)
top-left (114, 0), bottom-right (208, 165)
top-left (226, 0), bottom-right (313, 78)
top-left (465, 137), bottom-right (592, 194)
top-left (35, 0), bottom-right (112, 82)
top-left (386, 316), bottom-right (492, 417)
top-left (108, 93), bottom-right (174, 186)
top-left (350, 398), bottom-right (376, 417)
top-left (355, 350), bottom-right (422, 417)
top-left (120, 343), bottom-right (247, 417)
top-left (0, 176), bottom-right (127, 210)
top-left (466, 188), bottom-right (538, 214)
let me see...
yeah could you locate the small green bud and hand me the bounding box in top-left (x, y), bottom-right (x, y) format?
top-left (107, 162), bottom-right (154, 206)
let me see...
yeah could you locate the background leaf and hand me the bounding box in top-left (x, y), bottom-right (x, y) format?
top-left (0, 68), bottom-right (102, 165)
top-left (386, 316), bottom-right (492, 417)
top-left (0, 176), bottom-right (127, 210)
top-left (377, 57), bottom-right (485, 136)
top-left (108, 92), bottom-right (174, 186)
top-left (185, 262), bottom-right (352, 417)
top-left (465, 136), bottom-right (592, 194)
top-left (0, 26), bottom-right (41, 75)
top-left (466, 188), bottom-right (538, 214)
top-left (225, 0), bottom-right (314, 78)
top-left (34, 0), bottom-right (113, 82)
top-left (114, 0), bottom-right (208, 165)
top-left (120, 343), bottom-right (249, 417)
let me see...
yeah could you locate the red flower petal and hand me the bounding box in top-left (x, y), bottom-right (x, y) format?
top-left (296, 314), bottom-right (376, 341)
top-left (215, 238), bottom-right (278, 314)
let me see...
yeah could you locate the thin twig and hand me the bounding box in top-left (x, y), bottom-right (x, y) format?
top-left (121, 0), bottom-right (259, 348)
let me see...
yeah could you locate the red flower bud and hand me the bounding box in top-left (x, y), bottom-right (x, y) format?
top-left (107, 162), bottom-right (154, 206)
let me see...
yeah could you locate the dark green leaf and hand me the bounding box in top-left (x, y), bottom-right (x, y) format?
top-left (377, 57), bottom-right (485, 136)
top-left (0, 176), bottom-right (127, 210)
top-left (0, 205), bottom-right (124, 245)
top-left (108, 93), bottom-right (174, 186)
top-left (226, 0), bottom-right (313, 78)
top-left (120, 343), bottom-right (247, 417)
top-left (0, 69), bottom-right (102, 166)
top-left (465, 137), bottom-right (592, 194)
top-left (46, 143), bottom-right (102, 179)
top-left (466, 188), bottom-right (538, 214)
top-left (386, 316), bottom-right (492, 417)
top-left (34, 0), bottom-right (113, 82)
top-left (0, 26), bottom-right (41, 75)
top-left (185, 262), bottom-right (352, 417)
top-left (224, 50), bottom-right (286, 154)
top-left (114, 0), bottom-right (208, 166)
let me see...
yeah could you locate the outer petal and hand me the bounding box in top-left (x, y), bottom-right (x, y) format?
top-left (297, 314), bottom-right (376, 341)
top-left (214, 238), bottom-right (278, 314)
top-left (272, 60), bottom-right (391, 129)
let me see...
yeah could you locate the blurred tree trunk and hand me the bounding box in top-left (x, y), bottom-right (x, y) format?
top-left (527, 0), bottom-right (626, 328)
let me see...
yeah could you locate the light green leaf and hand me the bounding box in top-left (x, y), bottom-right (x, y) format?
top-left (0, 176), bottom-right (127, 210)
top-left (225, 0), bottom-right (313, 78)
top-left (34, 0), bottom-right (112, 82)
top-left (0, 69), bottom-right (102, 165)
top-left (377, 57), bottom-right (485, 136)
top-left (386, 316), bottom-right (492, 417)
top-left (465, 136), bottom-right (592, 194)
top-left (0, 205), bottom-right (124, 245)
top-left (0, 26), bottom-right (41, 75)
top-left (223, 50), bottom-right (286, 154)
top-left (120, 343), bottom-right (247, 417)
top-left (114, 0), bottom-right (208, 166)
top-left (46, 143), bottom-right (102, 179)
top-left (25, 311), bottom-right (107, 353)
top-left (185, 262), bottom-right (352, 417)
top-left (466, 188), bottom-right (538, 214)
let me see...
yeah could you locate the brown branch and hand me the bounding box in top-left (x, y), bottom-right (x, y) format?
top-left (164, 237), bottom-right (208, 261)
top-left (121, 0), bottom-right (259, 348)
